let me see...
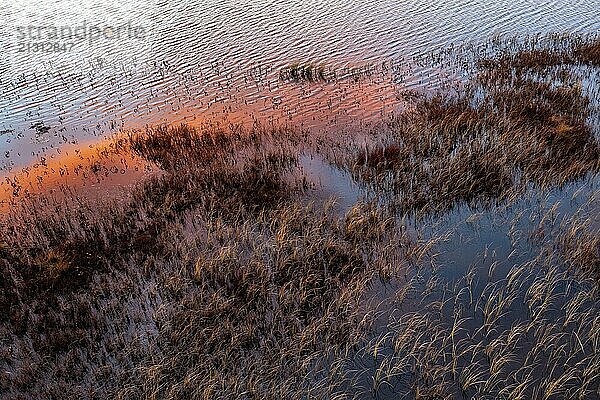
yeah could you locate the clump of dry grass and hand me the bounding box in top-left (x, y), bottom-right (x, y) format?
top-left (479, 35), bottom-right (600, 70)
top-left (548, 194), bottom-right (600, 280)
top-left (336, 260), bottom-right (600, 399)
top-left (279, 61), bottom-right (382, 83)
top-left (280, 62), bottom-right (329, 82)
top-left (346, 35), bottom-right (600, 216)
top-left (560, 229), bottom-right (600, 279)
top-left (128, 123), bottom-right (301, 216)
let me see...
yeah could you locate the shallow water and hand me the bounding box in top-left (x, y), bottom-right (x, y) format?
top-left (2, 3), bottom-right (600, 398)
top-left (2, 0), bottom-right (600, 175)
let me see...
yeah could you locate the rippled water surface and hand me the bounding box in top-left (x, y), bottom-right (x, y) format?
top-left (1, 0), bottom-right (599, 174)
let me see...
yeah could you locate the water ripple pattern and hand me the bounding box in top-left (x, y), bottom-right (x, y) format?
top-left (0, 0), bottom-right (599, 172)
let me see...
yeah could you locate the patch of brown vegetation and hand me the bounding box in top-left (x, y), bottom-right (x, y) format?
top-left (351, 36), bottom-right (600, 215)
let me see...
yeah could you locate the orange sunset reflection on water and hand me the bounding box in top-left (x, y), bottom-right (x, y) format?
top-left (1, 63), bottom-right (410, 208)
top-left (0, 137), bottom-right (157, 211)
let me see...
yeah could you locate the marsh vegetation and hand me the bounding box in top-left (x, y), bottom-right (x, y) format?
top-left (1, 34), bottom-right (599, 399)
